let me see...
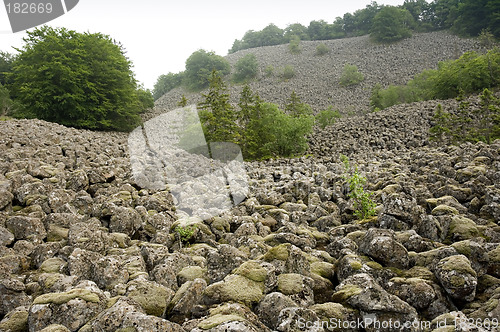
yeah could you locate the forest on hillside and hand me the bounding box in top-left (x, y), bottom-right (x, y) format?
top-left (228, 0), bottom-right (500, 53)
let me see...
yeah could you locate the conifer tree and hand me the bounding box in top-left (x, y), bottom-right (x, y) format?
top-left (198, 70), bottom-right (240, 144)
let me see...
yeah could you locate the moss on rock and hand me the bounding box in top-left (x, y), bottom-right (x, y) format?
top-left (197, 314), bottom-right (245, 330)
top-left (277, 273), bottom-right (305, 295)
top-left (233, 261), bottom-right (267, 282)
top-left (33, 288), bottom-right (101, 305)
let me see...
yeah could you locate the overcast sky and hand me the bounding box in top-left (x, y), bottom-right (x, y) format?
top-left (1, 0), bottom-right (406, 89)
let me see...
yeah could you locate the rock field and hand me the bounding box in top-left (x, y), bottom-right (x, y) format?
top-left (1, 31), bottom-right (500, 332)
top-left (153, 30), bottom-right (484, 118)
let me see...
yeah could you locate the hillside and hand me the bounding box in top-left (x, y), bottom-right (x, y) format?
top-left (1, 31), bottom-right (500, 331)
top-left (153, 31), bottom-right (484, 117)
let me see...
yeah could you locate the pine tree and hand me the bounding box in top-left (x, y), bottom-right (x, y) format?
top-left (198, 70), bottom-right (240, 144)
top-left (285, 91), bottom-right (313, 118)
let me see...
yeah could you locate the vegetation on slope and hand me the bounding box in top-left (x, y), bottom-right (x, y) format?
top-left (370, 48), bottom-right (500, 110)
top-left (197, 71), bottom-right (314, 160)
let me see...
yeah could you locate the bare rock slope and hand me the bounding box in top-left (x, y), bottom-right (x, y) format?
top-left (154, 30), bottom-right (483, 117)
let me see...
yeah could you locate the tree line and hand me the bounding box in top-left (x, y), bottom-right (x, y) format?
top-left (228, 0), bottom-right (499, 53)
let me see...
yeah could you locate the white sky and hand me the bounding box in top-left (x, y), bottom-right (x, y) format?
top-left (0, 0), bottom-right (405, 89)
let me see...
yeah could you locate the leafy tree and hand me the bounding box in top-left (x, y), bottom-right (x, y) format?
top-left (452, 0), bottom-right (496, 37)
top-left (10, 26), bottom-right (143, 131)
top-left (284, 23), bottom-right (309, 42)
top-left (403, 0), bottom-right (434, 31)
top-left (260, 24), bottom-right (285, 46)
top-left (315, 106), bottom-right (341, 128)
top-left (136, 87), bottom-right (154, 112)
top-left (184, 50), bottom-right (230, 91)
top-left (198, 70), bottom-right (239, 144)
top-left (371, 6), bottom-right (415, 43)
top-left (285, 91), bottom-right (312, 117)
top-left (339, 64), bottom-right (365, 87)
top-left (153, 72), bottom-right (183, 100)
top-left (308, 20), bottom-right (332, 40)
top-left (273, 109), bottom-right (314, 157)
top-left (0, 83), bottom-right (14, 116)
top-left (233, 53), bottom-right (259, 83)
top-left (351, 1), bottom-right (382, 36)
top-left (0, 51), bottom-right (14, 86)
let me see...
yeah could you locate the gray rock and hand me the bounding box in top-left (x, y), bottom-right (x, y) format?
top-left (28, 282), bottom-right (107, 332)
top-left (256, 292), bottom-right (298, 330)
top-left (434, 254), bottom-right (477, 302)
top-left (167, 278), bottom-right (207, 323)
top-left (359, 228), bottom-right (409, 269)
top-left (6, 215), bottom-right (47, 244)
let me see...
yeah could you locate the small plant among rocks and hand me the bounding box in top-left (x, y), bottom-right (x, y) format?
top-left (341, 154), bottom-right (376, 220)
top-left (175, 225), bottom-right (197, 246)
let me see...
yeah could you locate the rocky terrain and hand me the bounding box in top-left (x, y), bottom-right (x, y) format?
top-left (152, 30), bottom-right (484, 118)
top-left (0, 31), bottom-right (500, 332)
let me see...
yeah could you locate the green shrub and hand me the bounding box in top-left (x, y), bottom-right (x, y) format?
top-left (10, 26), bottom-right (143, 132)
top-left (233, 53), bottom-right (259, 83)
top-left (315, 43), bottom-right (329, 56)
top-left (339, 64), bottom-right (364, 87)
top-left (315, 106), bottom-right (341, 128)
top-left (264, 65), bottom-right (274, 77)
top-left (197, 79), bottom-right (313, 161)
top-left (288, 36), bottom-right (302, 54)
top-left (183, 49), bottom-right (230, 91)
top-left (341, 155), bottom-right (376, 220)
top-left (177, 95), bottom-right (188, 107)
top-left (281, 65), bottom-right (296, 80)
top-left (136, 87), bottom-right (154, 113)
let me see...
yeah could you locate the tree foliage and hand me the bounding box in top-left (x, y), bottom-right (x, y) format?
top-left (315, 106), bottom-right (341, 128)
top-left (285, 91), bottom-right (312, 118)
top-left (227, 0), bottom-right (499, 54)
top-left (430, 89), bottom-right (500, 144)
top-left (233, 53), bottom-right (259, 83)
top-left (9, 26), bottom-right (143, 131)
top-left (0, 83), bottom-right (14, 116)
top-left (0, 51), bottom-right (14, 86)
top-left (198, 70), bottom-right (239, 144)
top-left (370, 6), bottom-right (415, 43)
top-left (184, 50), bottom-right (230, 91)
top-left (197, 75), bottom-right (313, 160)
top-left (153, 72), bottom-right (183, 100)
